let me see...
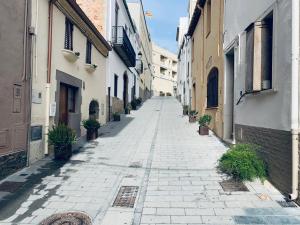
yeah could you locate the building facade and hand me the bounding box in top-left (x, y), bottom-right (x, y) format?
top-left (152, 44), bottom-right (178, 96)
top-left (188, 0), bottom-right (224, 138)
top-left (29, 0), bottom-right (111, 163)
top-left (223, 0), bottom-right (300, 199)
top-left (77, 0), bottom-right (141, 120)
top-left (127, 0), bottom-right (153, 100)
top-left (0, 0), bottom-right (32, 179)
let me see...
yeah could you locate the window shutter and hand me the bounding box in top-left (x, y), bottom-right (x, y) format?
top-left (245, 24), bottom-right (254, 92)
top-left (65, 18), bottom-right (73, 50)
top-left (86, 40), bottom-right (92, 64)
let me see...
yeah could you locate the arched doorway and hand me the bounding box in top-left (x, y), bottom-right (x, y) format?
top-left (123, 72), bottom-right (128, 109)
top-left (207, 67), bottom-right (219, 108)
top-left (89, 100), bottom-right (99, 120)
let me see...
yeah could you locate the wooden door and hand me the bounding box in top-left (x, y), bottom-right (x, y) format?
top-left (59, 84), bottom-right (68, 125)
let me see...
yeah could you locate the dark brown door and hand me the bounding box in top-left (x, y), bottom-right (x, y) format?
top-left (59, 84), bottom-right (68, 125)
top-left (123, 74), bottom-right (128, 109)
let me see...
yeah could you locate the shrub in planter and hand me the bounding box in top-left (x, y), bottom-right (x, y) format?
top-left (198, 115), bottom-right (212, 135)
top-left (113, 112), bottom-right (121, 121)
top-left (83, 119), bottom-right (100, 141)
top-left (48, 124), bottom-right (76, 160)
top-left (183, 105), bottom-right (189, 115)
top-left (136, 97), bottom-right (142, 106)
top-left (189, 110), bottom-right (198, 123)
top-left (219, 144), bottom-right (267, 181)
top-left (131, 99), bottom-right (138, 110)
top-left (125, 103), bottom-right (131, 114)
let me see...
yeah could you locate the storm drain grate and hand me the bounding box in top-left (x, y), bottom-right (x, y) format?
top-left (220, 179), bottom-right (249, 192)
top-left (0, 181), bottom-right (25, 193)
top-left (277, 200), bottom-right (298, 208)
top-left (112, 186), bottom-right (139, 208)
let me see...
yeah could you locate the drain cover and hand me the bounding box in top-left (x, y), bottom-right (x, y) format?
top-left (277, 200), bottom-right (298, 208)
top-left (39, 212), bottom-right (92, 225)
top-left (129, 162), bottom-right (142, 168)
top-left (220, 179), bottom-right (249, 192)
top-left (0, 181), bottom-right (24, 193)
top-left (113, 186), bottom-right (139, 208)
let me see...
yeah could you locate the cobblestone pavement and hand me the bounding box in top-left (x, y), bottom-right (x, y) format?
top-left (0, 97), bottom-right (300, 225)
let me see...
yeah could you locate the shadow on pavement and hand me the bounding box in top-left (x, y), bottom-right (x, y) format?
top-left (99, 115), bottom-right (134, 138)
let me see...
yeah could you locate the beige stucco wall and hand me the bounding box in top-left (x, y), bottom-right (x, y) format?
top-left (191, 0), bottom-right (224, 138)
top-left (30, 1), bottom-right (107, 163)
top-left (152, 44), bottom-right (178, 96)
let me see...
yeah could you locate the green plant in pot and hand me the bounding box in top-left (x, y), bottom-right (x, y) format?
top-left (83, 119), bottom-right (101, 141)
top-left (189, 110), bottom-right (198, 123)
top-left (183, 105), bottom-right (189, 115)
top-left (198, 114), bottom-right (212, 135)
top-left (48, 124), bottom-right (76, 160)
top-left (113, 112), bottom-right (121, 121)
top-left (131, 99), bottom-right (138, 110)
top-left (125, 103), bottom-right (131, 114)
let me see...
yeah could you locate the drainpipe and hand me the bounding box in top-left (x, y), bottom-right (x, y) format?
top-left (44, 1), bottom-right (54, 155)
top-left (289, 0), bottom-right (300, 200)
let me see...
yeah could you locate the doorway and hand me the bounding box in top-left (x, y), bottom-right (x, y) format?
top-left (59, 83), bottom-right (77, 125)
top-left (123, 73), bottom-right (128, 109)
top-left (224, 49), bottom-right (235, 141)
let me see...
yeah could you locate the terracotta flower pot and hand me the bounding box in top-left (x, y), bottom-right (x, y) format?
top-left (199, 126), bottom-right (209, 135)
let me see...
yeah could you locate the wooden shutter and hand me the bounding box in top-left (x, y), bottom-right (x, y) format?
top-left (245, 24), bottom-right (254, 92)
top-left (65, 18), bottom-right (73, 50)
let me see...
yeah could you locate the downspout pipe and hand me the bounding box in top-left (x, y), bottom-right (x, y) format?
top-left (44, 0), bottom-right (54, 155)
top-left (289, 0), bottom-right (300, 200)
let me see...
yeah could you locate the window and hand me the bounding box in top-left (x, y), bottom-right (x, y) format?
top-left (207, 68), bottom-right (218, 108)
top-left (245, 12), bottom-right (273, 91)
top-left (114, 75), bottom-right (118, 97)
top-left (68, 87), bottom-right (76, 113)
top-left (86, 40), bottom-right (92, 64)
top-left (65, 18), bottom-right (73, 50)
top-left (206, 0), bottom-right (211, 37)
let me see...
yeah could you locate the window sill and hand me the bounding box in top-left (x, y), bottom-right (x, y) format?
top-left (62, 49), bottom-right (80, 63)
top-left (85, 64), bottom-right (98, 73)
top-left (248, 88), bottom-right (278, 97)
top-left (206, 106), bottom-right (218, 110)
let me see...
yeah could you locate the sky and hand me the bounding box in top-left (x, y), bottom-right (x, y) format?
top-left (142, 0), bottom-right (189, 54)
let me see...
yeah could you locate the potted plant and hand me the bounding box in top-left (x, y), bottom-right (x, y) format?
top-left (131, 99), bottom-right (138, 110)
top-left (136, 97), bottom-right (142, 106)
top-left (113, 112), bottom-right (121, 121)
top-left (189, 110), bottom-right (198, 123)
top-left (48, 124), bottom-right (76, 160)
top-left (83, 119), bottom-right (101, 141)
top-left (183, 105), bottom-right (189, 115)
top-left (198, 115), bottom-right (212, 135)
top-left (125, 103), bottom-right (131, 114)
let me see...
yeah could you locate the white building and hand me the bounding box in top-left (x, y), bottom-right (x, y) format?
top-left (152, 44), bottom-right (178, 96)
top-left (127, 0), bottom-right (154, 100)
top-left (77, 0), bottom-right (142, 119)
top-left (223, 0), bottom-right (300, 199)
top-left (30, 0), bottom-right (111, 162)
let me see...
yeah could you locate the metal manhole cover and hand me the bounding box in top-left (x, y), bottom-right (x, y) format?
top-left (277, 200), bottom-right (298, 208)
top-left (112, 186), bottom-right (139, 208)
top-left (39, 212), bottom-right (92, 225)
top-left (0, 181), bottom-right (24, 193)
top-left (220, 179), bottom-right (249, 192)
top-left (129, 162), bottom-right (142, 168)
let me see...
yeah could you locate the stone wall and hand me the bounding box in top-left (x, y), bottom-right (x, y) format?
top-left (0, 151), bottom-right (27, 180)
top-left (235, 124), bottom-right (292, 195)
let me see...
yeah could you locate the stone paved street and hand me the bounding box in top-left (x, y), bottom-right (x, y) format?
top-left (0, 97), bottom-right (300, 225)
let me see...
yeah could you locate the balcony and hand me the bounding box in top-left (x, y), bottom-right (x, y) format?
top-left (112, 26), bottom-right (136, 67)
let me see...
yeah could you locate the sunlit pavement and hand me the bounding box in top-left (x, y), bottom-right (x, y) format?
top-left (0, 97), bottom-right (299, 225)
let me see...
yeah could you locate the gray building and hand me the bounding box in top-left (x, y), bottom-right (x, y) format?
top-left (0, 0), bottom-right (32, 179)
top-left (223, 0), bottom-right (300, 200)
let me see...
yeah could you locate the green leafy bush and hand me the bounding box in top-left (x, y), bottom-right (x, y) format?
top-left (83, 119), bottom-right (100, 130)
top-left (48, 124), bottom-right (76, 160)
top-left (198, 115), bottom-right (212, 127)
top-left (219, 144), bottom-right (267, 181)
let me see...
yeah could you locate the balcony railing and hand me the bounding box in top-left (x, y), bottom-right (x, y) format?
top-left (112, 26), bottom-right (136, 67)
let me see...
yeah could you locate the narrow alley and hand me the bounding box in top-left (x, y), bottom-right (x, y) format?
top-left (0, 98), bottom-right (299, 225)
